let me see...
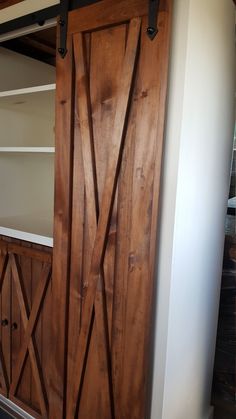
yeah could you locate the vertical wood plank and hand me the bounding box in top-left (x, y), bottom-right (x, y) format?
top-left (49, 30), bottom-right (74, 419)
top-left (0, 242), bottom-right (10, 395)
top-left (112, 12), bottom-right (172, 419)
top-left (111, 92), bottom-right (136, 418)
top-left (66, 87), bottom-right (85, 414)
top-left (89, 25), bottom-right (126, 348)
top-left (73, 32), bottom-right (113, 419)
top-left (1, 258), bottom-right (10, 393)
top-left (10, 238), bottom-right (21, 392)
top-left (41, 246), bottom-right (52, 405)
top-left (17, 242), bottom-right (32, 406)
top-left (31, 246), bottom-right (43, 412)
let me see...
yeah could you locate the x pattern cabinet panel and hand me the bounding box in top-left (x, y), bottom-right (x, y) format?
top-left (0, 237), bottom-right (52, 419)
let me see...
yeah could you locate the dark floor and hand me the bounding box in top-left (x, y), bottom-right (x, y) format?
top-left (0, 409), bottom-right (12, 419)
top-left (213, 400), bottom-right (236, 419)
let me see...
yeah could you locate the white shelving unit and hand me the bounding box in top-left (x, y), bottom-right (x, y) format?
top-left (0, 48), bottom-right (55, 247)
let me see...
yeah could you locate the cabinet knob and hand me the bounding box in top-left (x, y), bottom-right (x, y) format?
top-left (1, 319), bottom-right (8, 327)
top-left (11, 322), bottom-right (18, 331)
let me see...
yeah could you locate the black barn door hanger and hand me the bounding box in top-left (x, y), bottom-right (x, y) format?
top-left (58, 0), bottom-right (70, 58)
top-left (147, 0), bottom-right (161, 40)
top-left (0, 0), bottom-right (160, 51)
top-left (58, 0), bottom-right (161, 58)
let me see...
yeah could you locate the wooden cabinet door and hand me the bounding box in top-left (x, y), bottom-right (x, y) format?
top-left (0, 238), bottom-right (52, 419)
top-left (0, 241), bottom-right (10, 398)
top-left (51, 1), bottom-right (172, 418)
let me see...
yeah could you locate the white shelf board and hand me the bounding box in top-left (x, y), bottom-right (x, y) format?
top-left (0, 214), bottom-right (53, 247)
top-left (0, 86), bottom-right (55, 119)
top-left (0, 147), bottom-right (55, 153)
top-left (0, 83), bottom-right (56, 98)
top-left (0, 227), bottom-right (53, 247)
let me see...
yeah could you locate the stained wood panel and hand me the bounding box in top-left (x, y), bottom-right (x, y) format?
top-left (51, 1), bottom-right (172, 418)
top-left (17, 242), bottom-right (32, 407)
top-left (0, 240), bottom-right (9, 397)
top-left (0, 236), bottom-right (52, 418)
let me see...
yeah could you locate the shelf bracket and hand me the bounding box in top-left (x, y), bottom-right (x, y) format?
top-left (58, 0), bottom-right (70, 58)
top-left (147, 0), bottom-right (161, 40)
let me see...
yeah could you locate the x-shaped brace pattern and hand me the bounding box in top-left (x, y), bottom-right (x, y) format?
top-left (9, 254), bottom-right (51, 418)
top-left (73, 31), bottom-right (114, 416)
top-left (67, 17), bottom-right (141, 418)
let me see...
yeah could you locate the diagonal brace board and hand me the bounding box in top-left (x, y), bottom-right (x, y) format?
top-left (67, 17), bottom-right (141, 418)
top-left (73, 31), bottom-right (114, 417)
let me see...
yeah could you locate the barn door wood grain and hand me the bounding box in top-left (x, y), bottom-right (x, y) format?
top-left (51, 0), bottom-right (172, 418)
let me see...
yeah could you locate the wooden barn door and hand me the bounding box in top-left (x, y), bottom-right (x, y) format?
top-left (51, 0), bottom-right (172, 418)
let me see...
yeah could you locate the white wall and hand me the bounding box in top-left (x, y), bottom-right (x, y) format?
top-left (151, 1), bottom-right (235, 419)
top-left (0, 47), bottom-right (55, 89)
